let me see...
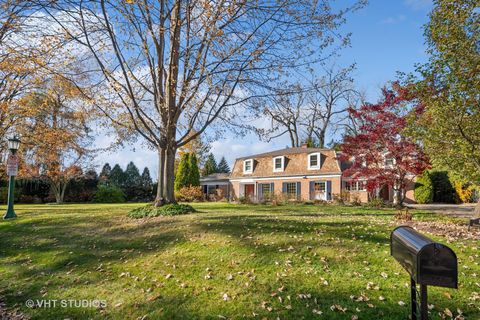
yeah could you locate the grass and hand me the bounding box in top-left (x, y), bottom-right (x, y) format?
top-left (0, 202), bottom-right (478, 319)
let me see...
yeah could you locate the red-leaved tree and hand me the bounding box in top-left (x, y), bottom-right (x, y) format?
top-left (338, 87), bottom-right (430, 206)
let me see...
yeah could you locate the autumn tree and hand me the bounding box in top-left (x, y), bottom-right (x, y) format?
top-left (41, 0), bottom-right (366, 205)
top-left (0, 1), bottom-right (37, 155)
top-left (339, 88), bottom-right (430, 206)
top-left (21, 76), bottom-right (91, 203)
top-left (177, 131), bottom-right (211, 167)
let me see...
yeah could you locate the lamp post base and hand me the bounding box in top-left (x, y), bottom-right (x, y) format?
top-left (3, 209), bottom-right (17, 219)
top-left (3, 175), bottom-right (17, 220)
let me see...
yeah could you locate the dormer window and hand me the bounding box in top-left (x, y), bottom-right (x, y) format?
top-left (273, 156), bottom-right (285, 172)
top-left (243, 159), bottom-right (253, 174)
top-left (308, 152), bottom-right (321, 170)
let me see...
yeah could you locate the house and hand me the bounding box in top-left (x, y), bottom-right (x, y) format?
top-left (200, 145), bottom-right (416, 203)
top-left (199, 173), bottom-right (230, 200)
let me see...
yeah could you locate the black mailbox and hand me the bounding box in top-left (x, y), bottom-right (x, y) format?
top-left (391, 226), bottom-right (457, 288)
top-left (390, 226), bottom-right (458, 320)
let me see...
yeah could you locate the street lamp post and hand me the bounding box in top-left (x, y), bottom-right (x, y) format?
top-left (3, 136), bottom-right (21, 220)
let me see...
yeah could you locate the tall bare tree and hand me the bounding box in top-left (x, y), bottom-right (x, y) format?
top-left (40, 0), bottom-right (366, 205)
top-left (263, 64), bottom-right (359, 148)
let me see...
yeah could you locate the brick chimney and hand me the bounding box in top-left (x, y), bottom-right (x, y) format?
top-left (301, 143), bottom-right (308, 149)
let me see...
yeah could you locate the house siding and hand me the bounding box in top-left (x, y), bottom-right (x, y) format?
top-left (230, 177), bottom-right (342, 201)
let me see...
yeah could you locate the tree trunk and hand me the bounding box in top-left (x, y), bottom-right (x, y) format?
top-left (162, 145), bottom-right (177, 204)
top-left (52, 180), bottom-right (64, 204)
top-left (154, 147), bottom-right (165, 206)
top-left (393, 188), bottom-right (402, 207)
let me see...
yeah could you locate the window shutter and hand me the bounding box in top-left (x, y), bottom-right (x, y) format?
top-left (326, 181), bottom-right (332, 200)
top-left (258, 183), bottom-right (263, 199)
top-left (282, 182), bottom-right (287, 193)
top-left (296, 182), bottom-right (301, 200)
top-left (270, 183), bottom-right (274, 194)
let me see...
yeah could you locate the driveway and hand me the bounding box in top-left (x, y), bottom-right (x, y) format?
top-left (407, 203), bottom-right (478, 218)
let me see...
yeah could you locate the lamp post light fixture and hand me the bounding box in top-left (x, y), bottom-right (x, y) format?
top-left (3, 136), bottom-right (21, 220)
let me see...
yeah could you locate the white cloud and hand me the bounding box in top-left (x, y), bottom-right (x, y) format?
top-left (403, 0), bottom-right (433, 11)
top-left (380, 14), bottom-right (407, 24)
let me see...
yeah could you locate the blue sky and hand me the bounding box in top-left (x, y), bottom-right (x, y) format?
top-left (93, 0), bottom-right (434, 178)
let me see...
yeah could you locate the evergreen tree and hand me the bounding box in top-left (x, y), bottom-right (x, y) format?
top-left (124, 162), bottom-right (142, 201)
top-left (175, 153), bottom-right (190, 191)
top-left (188, 154), bottom-right (201, 186)
top-left (140, 167), bottom-right (154, 201)
top-left (109, 164), bottom-right (126, 188)
top-left (203, 153), bottom-right (218, 176)
top-left (217, 157), bottom-right (231, 173)
top-left (99, 163), bottom-right (112, 185)
top-left (141, 167), bottom-right (153, 188)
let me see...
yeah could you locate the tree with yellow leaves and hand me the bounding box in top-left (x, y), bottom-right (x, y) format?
top-left (21, 75), bottom-right (92, 203)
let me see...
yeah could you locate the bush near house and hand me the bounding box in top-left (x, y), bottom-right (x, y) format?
top-left (414, 171), bottom-right (434, 204)
top-left (454, 181), bottom-right (477, 203)
top-left (175, 186), bottom-right (204, 202)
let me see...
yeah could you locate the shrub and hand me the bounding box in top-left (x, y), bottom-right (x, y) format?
top-left (128, 203), bottom-right (195, 218)
top-left (414, 171), bottom-right (434, 204)
top-left (366, 198), bottom-right (384, 208)
top-left (93, 185), bottom-right (125, 203)
top-left (350, 194), bottom-right (362, 206)
top-left (454, 181), bottom-right (476, 203)
top-left (176, 186), bottom-right (204, 202)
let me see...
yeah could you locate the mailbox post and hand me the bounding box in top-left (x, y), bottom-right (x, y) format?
top-left (391, 226), bottom-right (457, 320)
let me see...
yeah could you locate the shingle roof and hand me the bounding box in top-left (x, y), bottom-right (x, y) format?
top-left (200, 173), bottom-right (230, 182)
top-left (235, 147), bottom-right (334, 160)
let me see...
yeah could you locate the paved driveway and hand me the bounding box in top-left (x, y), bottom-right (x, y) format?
top-left (407, 203), bottom-right (478, 218)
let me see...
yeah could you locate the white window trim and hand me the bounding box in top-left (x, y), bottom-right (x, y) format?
top-left (243, 159), bottom-right (253, 174)
top-left (273, 156), bottom-right (285, 172)
top-left (308, 152), bottom-right (321, 170)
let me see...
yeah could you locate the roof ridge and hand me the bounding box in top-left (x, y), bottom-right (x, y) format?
top-left (235, 147), bottom-right (335, 160)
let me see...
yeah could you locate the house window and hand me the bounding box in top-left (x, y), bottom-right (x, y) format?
top-left (243, 159), bottom-right (253, 174)
top-left (273, 156), bottom-right (284, 172)
top-left (286, 182), bottom-right (297, 198)
top-left (308, 153), bottom-right (320, 170)
top-left (344, 181), bottom-right (366, 191)
top-left (314, 182), bottom-right (326, 192)
top-left (261, 183), bottom-right (271, 195)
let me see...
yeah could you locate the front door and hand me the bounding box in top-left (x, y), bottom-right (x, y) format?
top-left (244, 184), bottom-right (255, 198)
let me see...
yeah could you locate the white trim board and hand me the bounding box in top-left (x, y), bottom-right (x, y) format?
top-left (200, 182), bottom-right (230, 185)
top-left (230, 174), bottom-right (342, 182)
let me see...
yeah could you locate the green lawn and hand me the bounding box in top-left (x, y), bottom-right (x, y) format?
top-left (0, 203), bottom-right (478, 319)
